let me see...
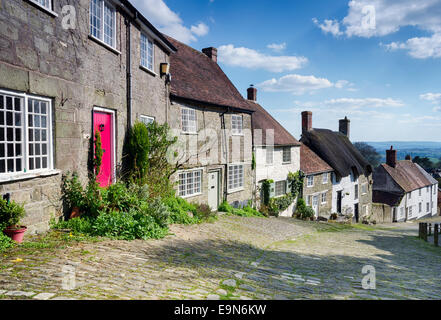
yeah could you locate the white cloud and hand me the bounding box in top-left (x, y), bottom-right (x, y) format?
top-left (130, 0), bottom-right (209, 44)
top-left (314, 0), bottom-right (441, 58)
top-left (420, 92), bottom-right (441, 101)
top-left (257, 75), bottom-right (353, 95)
top-left (190, 23), bottom-right (209, 37)
top-left (312, 18), bottom-right (343, 36)
top-left (217, 45), bottom-right (308, 72)
top-left (324, 97), bottom-right (404, 108)
top-left (267, 42), bottom-right (287, 52)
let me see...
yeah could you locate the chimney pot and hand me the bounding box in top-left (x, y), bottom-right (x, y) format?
top-left (247, 86), bottom-right (257, 101)
top-left (339, 116), bottom-right (351, 139)
top-left (202, 47), bottom-right (217, 63)
top-left (301, 111), bottom-right (312, 134)
top-left (386, 146), bottom-right (397, 168)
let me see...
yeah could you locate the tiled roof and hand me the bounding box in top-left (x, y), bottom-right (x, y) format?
top-left (300, 143), bottom-right (333, 175)
top-left (245, 101), bottom-right (300, 147)
top-left (166, 36), bottom-right (253, 112)
top-left (381, 160), bottom-right (436, 193)
top-left (300, 129), bottom-right (372, 178)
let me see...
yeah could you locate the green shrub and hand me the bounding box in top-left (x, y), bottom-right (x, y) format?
top-left (0, 232), bottom-right (13, 252)
top-left (51, 217), bottom-right (94, 234)
top-left (218, 201), bottom-right (233, 213)
top-left (163, 197), bottom-right (199, 224)
top-left (193, 203), bottom-right (217, 221)
top-left (0, 198), bottom-right (26, 228)
top-left (92, 209), bottom-right (167, 240)
top-left (295, 198), bottom-right (315, 220)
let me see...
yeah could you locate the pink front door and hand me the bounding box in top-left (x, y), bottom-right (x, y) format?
top-left (93, 110), bottom-right (114, 187)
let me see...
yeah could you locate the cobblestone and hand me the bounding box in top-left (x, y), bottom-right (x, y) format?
top-left (0, 216), bottom-right (440, 300)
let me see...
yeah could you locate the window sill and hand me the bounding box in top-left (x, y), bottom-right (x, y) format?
top-left (282, 162), bottom-right (292, 165)
top-left (0, 169), bottom-right (61, 183)
top-left (180, 192), bottom-right (202, 199)
top-left (228, 187), bottom-right (244, 195)
top-left (25, 0), bottom-right (58, 17)
top-left (88, 35), bottom-right (121, 55)
top-left (139, 65), bottom-right (157, 77)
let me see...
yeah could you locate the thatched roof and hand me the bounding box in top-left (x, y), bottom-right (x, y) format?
top-left (373, 190), bottom-right (403, 207)
top-left (300, 129), bottom-right (372, 178)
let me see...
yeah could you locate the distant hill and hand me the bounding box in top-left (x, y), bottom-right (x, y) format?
top-left (361, 141), bottom-right (441, 163)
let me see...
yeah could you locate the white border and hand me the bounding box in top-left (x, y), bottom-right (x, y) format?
top-left (140, 33), bottom-right (155, 73)
top-left (181, 106), bottom-right (197, 135)
top-left (0, 89), bottom-right (54, 180)
top-left (177, 167), bottom-right (204, 199)
top-left (93, 106), bottom-right (116, 184)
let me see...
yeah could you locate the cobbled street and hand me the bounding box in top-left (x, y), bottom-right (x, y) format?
top-left (1, 216), bottom-right (441, 300)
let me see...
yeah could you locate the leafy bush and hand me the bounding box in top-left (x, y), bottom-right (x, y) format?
top-left (295, 198), bottom-right (315, 220)
top-left (0, 232), bottom-right (13, 252)
top-left (269, 194), bottom-right (295, 217)
top-left (218, 201), bottom-right (264, 217)
top-left (163, 197), bottom-right (199, 224)
top-left (51, 217), bottom-right (94, 234)
top-left (0, 198), bottom-right (26, 228)
top-left (125, 121), bottom-right (178, 198)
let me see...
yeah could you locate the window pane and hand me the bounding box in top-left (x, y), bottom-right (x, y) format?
top-left (29, 158), bottom-right (34, 170)
top-left (15, 159), bottom-right (21, 172)
top-left (103, 2), bottom-right (115, 47)
top-left (0, 160), bottom-right (4, 173)
top-left (6, 97), bottom-right (12, 110)
top-left (90, 0), bottom-right (102, 39)
top-left (0, 143), bottom-right (4, 157)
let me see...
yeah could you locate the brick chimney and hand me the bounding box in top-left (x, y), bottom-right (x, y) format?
top-left (339, 116), bottom-right (350, 139)
top-left (247, 86), bottom-right (257, 101)
top-left (302, 111), bottom-right (312, 134)
top-left (386, 146), bottom-right (397, 168)
top-left (202, 47), bottom-right (217, 63)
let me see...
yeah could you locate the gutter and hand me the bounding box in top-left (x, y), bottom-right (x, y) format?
top-left (220, 107), bottom-right (230, 201)
top-left (124, 16), bottom-right (132, 129)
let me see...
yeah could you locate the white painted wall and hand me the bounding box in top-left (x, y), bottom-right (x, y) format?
top-left (393, 183), bottom-right (439, 222)
top-left (255, 146), bottom-right (300, 183)
top-left (255, 145), bottom-right (300, 217)
top-left (331, 173), bottom-right (360, 215)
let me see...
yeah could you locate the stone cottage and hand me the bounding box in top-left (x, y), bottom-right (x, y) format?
top-left (166, 37), bottom-right (254, 210)
top-left (0, 0), bottom-right (176, 233)
top-left (300, 143), bottom-right (334, 219)
top-left (244, 87), bottom-right (301, 217)
top-left (373, 148), bottom-right (438, 222)
top-left (300, 112), bottom-right (373, 222)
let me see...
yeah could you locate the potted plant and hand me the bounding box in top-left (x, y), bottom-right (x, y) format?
top-left (0, 197), bottom-right (27, 243)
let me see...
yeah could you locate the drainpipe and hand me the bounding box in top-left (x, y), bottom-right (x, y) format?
top-left (220, 107), bottom-right (230, 201)
top-left (125, 15), bottom-right (132, 129)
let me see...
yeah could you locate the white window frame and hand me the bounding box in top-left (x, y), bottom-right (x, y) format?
top-left (322, 172), bottom-right (328, 184)
top-left (282, 147), bottom-right (291, 164)
top-left (409, 205), bottom-right (413, 217)
top-left (26, 0), bottom-right (58, 16)
top-left (408, 192), bottom-right (412, 200)
top-left (178, 168), bottom-right (203, 198)
top-left (181, 107), bottom-right (197, 134)
top-left (140, 33), bottom-right (154, 72)
top-left (306, 195), bottom-right (312, 206)
top-left (140, 115), bottom-right (155, 126)
top-left (228, 164), bottom-right (244, 192)
top-left (0, 89), bottom-right (54, 179)
top-left (231, 115), bottom-right (243, 136)
top-left (354, 184), bottom-right (359, 200)
top-left (275, 180), bottom-right (287, 197)
top-left (419, 202), bottom-right (422, 213)
top-left (321, 192), bottom-right (327, 204)
top-left (89, 0), bottom-right (117, 49)
top-left (266, 147), bottom-right (273, 165)
top-left (307, 175), bottom-right (314, 188)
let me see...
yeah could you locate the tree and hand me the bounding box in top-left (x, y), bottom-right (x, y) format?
top-left (354, 142), bottom-right (382, 168)
top-left (413, 156), bottom-right (435, 171)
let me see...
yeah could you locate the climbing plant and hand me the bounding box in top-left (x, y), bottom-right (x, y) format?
top-left (93, 130), bottom-right (103, 177)
top-left (287, 171), bottom-right (304, 198)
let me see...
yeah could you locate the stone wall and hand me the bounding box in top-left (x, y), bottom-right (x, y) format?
top-left (0, 0), bottom-right (170, 233)
top-left (169, 99), bottom-right (253, 207)
top-left (303, 171), bottom-right (333, 218)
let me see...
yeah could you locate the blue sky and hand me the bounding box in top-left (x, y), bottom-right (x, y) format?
top-left (132, 0), bottom-right (441, 142)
